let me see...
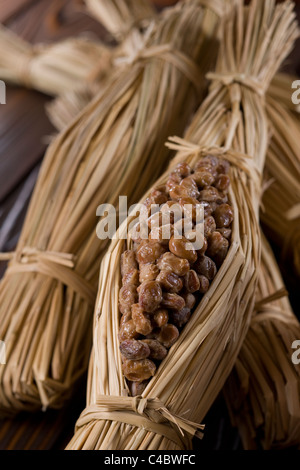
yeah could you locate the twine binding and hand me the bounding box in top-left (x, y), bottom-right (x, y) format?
top-left (75, 394), bottom-right (205, 449)
top-left (0, 247), bottom-right (95, 304)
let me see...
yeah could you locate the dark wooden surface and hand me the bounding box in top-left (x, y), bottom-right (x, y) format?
top-left (0, 0), bottom-right (299, 451)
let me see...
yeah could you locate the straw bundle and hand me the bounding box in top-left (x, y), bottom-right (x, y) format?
top-left (66, 0), bottom-right (298, 450)
top-left (261, 78), bottom-right (300, 276)
top-left (0, 0), bottom-right (225, 415)
top-left (84, 0), bottom-right (156, 40)
top-left (0, 25), bottom-right (114, 96)
top-left (224, 234), bottom-right (300, 450)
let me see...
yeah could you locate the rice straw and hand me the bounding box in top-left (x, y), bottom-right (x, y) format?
top-left (0, 0), bottom-right (224, 415)
top-left (0, 25), bottom-right (113, 96)
top-left (224, 234), bottom-right (300, 450)
top-left (66, 0), bottom-right (298, 450)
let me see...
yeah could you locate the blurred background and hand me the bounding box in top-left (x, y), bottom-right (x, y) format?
top-left (0, 0), bottom-right (299, 450)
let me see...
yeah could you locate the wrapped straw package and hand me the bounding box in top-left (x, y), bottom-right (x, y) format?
top-left (262, 76), bottom-right (300, 276)
top-left (66, 0), bottom-right (298, 451)
top-left (224, 235), bottom-right (300, 450)
top-left (0, 0), bottom-right (225, 414)
top-left (0, 25), bottom-right (113, 97)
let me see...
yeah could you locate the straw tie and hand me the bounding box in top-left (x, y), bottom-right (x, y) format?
top-left (75, 394), bottom-right (205, 449)
top-left (206, 71), bottom-right (266, 96)
top-left (14, 46), bottom-right (40, 89)
top-left (113, 25), bottom-right (203, 96)
top-left (166, 136), bottom-right (261, 188)
top-left (0, 247), bottom-right (95, 304)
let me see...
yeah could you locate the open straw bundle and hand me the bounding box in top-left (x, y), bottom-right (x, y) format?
top-left (66, 0), bottom-right (298, 450)
top-left (224, 234), bottom-right (300, 450)
top-left (261, 79), bottom-right (300, 276)
top-left (0, 25), bottom-right (114, 96)
top-left (0, 0), bottom-right (225, 415)
top-left (84, 0), bottom-right (156, 40)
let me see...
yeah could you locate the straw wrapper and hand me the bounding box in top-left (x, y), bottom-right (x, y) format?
top-left (85, 0), bottom-right (157, 40)
top-left (262, 75), bottom-right (300, 276)
top-left (66, 0), bottom-right (298, 450)
top-left (0, 0), bottom-right (224, 414)
top-left (224, 234), bottom-right (300, 450)
top-left (0, 25), bottom-right (114, 96)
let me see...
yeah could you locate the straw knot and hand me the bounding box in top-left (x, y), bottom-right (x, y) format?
top-left (206, 72), bottom-right (266, 96)
top-left (166, 136), bottom-right (261, 188)
top-left (131, 395), bottom-right (148, 415)
top-left (0, 246), bottom-right (95, 304)
top-left (113, 26), bottom-right (202, 95)
top-left (15, 46), bottom-right (40, 89)
top-left (75, 394), bottom-right (205, 449)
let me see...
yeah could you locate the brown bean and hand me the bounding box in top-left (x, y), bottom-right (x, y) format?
top-left (120, 339), bottom-right (150, 360)
top-left (184, 270), bottom-right (200, 293)
top-left (169, 307), bottom-right (191, 328)
top-left (156, 270), bottom-right (183, 293)
top-left (196, 236), bottom-right (207, 255)
top-left (214, 174), bottom-right (230, 192)
top-left (138, 280), bottom-right (162, 313)
top-left (129, 380), bottom-right (148, 397)
top-left (179, 176), bottom-right (200, 199)
top-left (139, 263), bottom-right (159, 283)
top-left (207, 231), bottom-right (229, 258)
top-left (216, 159), bottom-right (230, 175)
top-left (204, 216), bottom-right (216, 238)
top-left (121, 250), bottom-right (138, 277)
top-left (169, 236), bottom-right (197, 263)
top-left (152, 309), bottom-right (169, 328)
top-left (169, 184), bottom-right (191, 201)
top-left (141, 339), bottom-right (168, 361)
top-left (130, 220), bottom-right (149, 244)
top-left (213, 204), bottom-right (234, 228)
top-left (201, 200), bottom-right (217, 218)
top-left (120, 312), bottom-right (132, 326)
top-left (166, 172), bottom-right (182, 192)
top-left (132, 304), bottom-right (152, 335)
top-left (119, 285), bottom-right (138, 315)
top-left (178, 197), bottom-right (204, 223)
top-left (199, 186), bottom-right (226, 204)
top-left (122, 358), bottom-right (156, 382)
top-left (137, 240), bottom-right (166, 264)
top-left (148, 188), bottom-right (169, 206)
top-left (161, 293), bottom-right (185, 310)
top-left (160, 200), bottom-right (183, 223)
top-left (119, 320), bottom-right (139, 342)
top-left (156, 324), bottom-right (179, 348)
top-left (174, 162), bottom-right (192, 178)
top-left (194, 255), bottom-right (217, 281)
top-left (216, 227), bottom-right (232, 239)
top-left (197, 274), bottom-right (210, 294)
top-left (157, 252), bottom-right (190, 276)
top-left (193, 170), bottom-right (215, 188)
top-left (182, 293), bottom-right (196, 309)
top-left (149, 224), bottom-right (174, 245)
top-left (122, 269), bottom-right (139, 287)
